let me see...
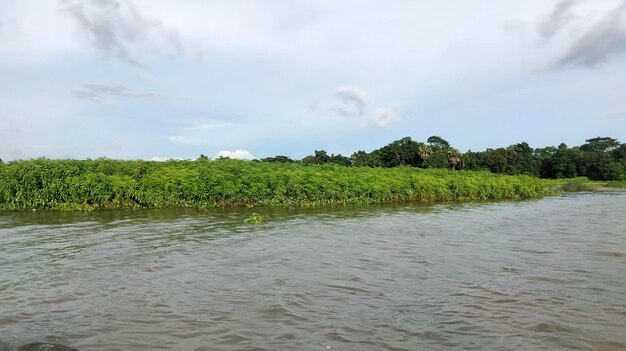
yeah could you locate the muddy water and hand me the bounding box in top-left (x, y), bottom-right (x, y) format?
top-left (1, 192), bottom-right (625, 350)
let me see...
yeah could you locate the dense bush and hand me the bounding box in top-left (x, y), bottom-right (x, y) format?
top-left (0, 158), bottom-right (546, 211)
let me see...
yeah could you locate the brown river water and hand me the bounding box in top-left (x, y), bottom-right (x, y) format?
top-left (1, 192), bottom-right (625, 351)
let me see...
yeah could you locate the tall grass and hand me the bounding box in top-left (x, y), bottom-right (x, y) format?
top-left (605, 180), bottom-right (626, 189)
top-left (540, 177), bottom-right (626, 192)
top-left (0, 158), bottom-right (547, 211)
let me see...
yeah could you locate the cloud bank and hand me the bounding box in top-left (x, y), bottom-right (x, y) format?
top-left (555, 1), bottom-right (626, 67)
top-left (537, 0), bottom-right (626, 69)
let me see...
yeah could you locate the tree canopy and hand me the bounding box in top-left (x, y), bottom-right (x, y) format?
top-left (258, 136), bottom-right (626, 181)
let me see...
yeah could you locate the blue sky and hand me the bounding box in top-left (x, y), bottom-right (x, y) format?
top-left (1, 0), bottom-right (625, 161)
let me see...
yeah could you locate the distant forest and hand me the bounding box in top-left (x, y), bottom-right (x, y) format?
top-left (260, 136), bottom-right (626, 181)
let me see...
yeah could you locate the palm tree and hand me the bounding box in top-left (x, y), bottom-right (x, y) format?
top-left (418, 144), bottom-right (432, 167)
top-left (447, 148), bottom-right (462, 171)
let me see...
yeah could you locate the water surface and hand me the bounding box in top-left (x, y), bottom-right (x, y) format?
top-left (1, 193), bottom-right (625, 350)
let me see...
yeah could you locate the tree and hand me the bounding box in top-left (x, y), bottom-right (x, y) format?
top-left (540, 147), bottom-right (579, 178)
top-left (261, 155), bottom-right (294, 163)
top-left (613, 143), bottom-right (626, 160)
top-left (613, 144), bottom-right (626, 174)
top-left (427, 136), bottom-right (450, 150)
top-left (302, 155), bottom-right (322, 164)
top-left (447, 148), bottom-right (462, 171)
top-left (422, 136), bottom-right (452, 169)
top-left (481, 148), bottom-right (508, 174)
top-left (579, 151), bottom-right (623, 180)
top-left (328, 154), bottom-right (351, 167)
top-left (581, 137), bottom-right (620, 152)
top-left (351, 151), bottom-right (369, 167)
top-left (506, 142), bottom-right (539, 176)
top-left (350, 150), bottom-right (381, 167)
top-left (376, 137), bottom-right (422, 167)
top-left (418, 144), bottom-right (432, 167)
top-left (314, 150), bottom-right (330, 163)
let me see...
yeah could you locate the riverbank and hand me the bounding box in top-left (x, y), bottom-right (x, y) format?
top-left (0, 158), bottom-right (547, 211)
top-left (540, 177), bottom-right (626, 193)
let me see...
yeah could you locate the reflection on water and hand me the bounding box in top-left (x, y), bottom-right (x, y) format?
top-left (1, 192), bottom-right (625, 350)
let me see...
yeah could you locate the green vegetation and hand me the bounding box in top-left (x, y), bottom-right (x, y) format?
top-left (540, 177), bottom-right (626, 192)
top-left (2, 135), bottom-right (623, 211)
top-left (287, 136), bottom-right (626, 181)
top-left (541, 178), bottom-right (599, 192)
top-left (243, 213), bottom-right (268, 224)
top-left (605, 180), bottom-right (626, 189)
top-left (0, 158), bottom-right (546, 211)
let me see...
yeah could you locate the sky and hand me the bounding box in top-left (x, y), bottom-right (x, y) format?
top-left (1, 0), bottom-right (625, 161)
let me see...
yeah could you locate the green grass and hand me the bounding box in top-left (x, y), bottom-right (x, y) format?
top-left (605, 180), bottom-right (626, 189)
top-left (539, 177), bottom-right (626, 192)
top-left (0, 158), bottom-right (548, 211)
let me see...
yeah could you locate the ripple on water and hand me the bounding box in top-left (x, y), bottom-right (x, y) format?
top-left (1, 193), bottom-right (626, 350)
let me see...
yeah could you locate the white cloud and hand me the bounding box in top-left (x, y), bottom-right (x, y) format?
top-left (334, 85), bottom-right (368, 116)
top-left (215, 149), bottom-right (255, 160)
top-left (372, 108), bottom-right (397, 128)
top-left (324, 85), bottom-right (397, 128)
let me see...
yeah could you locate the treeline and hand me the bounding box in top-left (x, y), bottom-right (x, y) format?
top-left (261, 136), bottom-right (626, 181)
top-left (0, 158), bottom-right (545, 210)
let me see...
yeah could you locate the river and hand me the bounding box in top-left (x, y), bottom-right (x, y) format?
top-left (1, 192), bottom-right (625, 351)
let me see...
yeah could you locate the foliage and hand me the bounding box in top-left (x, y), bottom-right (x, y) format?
top-left (294, 135), bottom-right (626, 181)
top-left (299, 150), bottom-right (350, 166)
top-left (580, 137), bottom-right (620, 152)
top-left (0, 158), bottom-right (546, 211)
top-left (539, 177), bottom-right (626, 192)
top-left (260, 155), bottom-right (294, 163)
top-left (427, 136), bottom-right (450, 149)
top-left (605, 180), bottom-right (626, 189)
top-left (2, 135), bottom-right (623, 211)
top-left (243, 213), bottom-right (268, 224)
top-left (559, 178), bottom-right (597, 192)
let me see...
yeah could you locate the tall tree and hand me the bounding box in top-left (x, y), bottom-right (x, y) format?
top-left (427, 136), bottom-right (450, 150)
top-left (447, 148), bottom-right (462, 171)
top-left (261, 155), bottom-right (294, 163)
top-left (418, 144), bottom-right (432, 167)
top-left (314, 150), bottom-right (330, 163)
top-left (581, 137), bottom-right (620, 152)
